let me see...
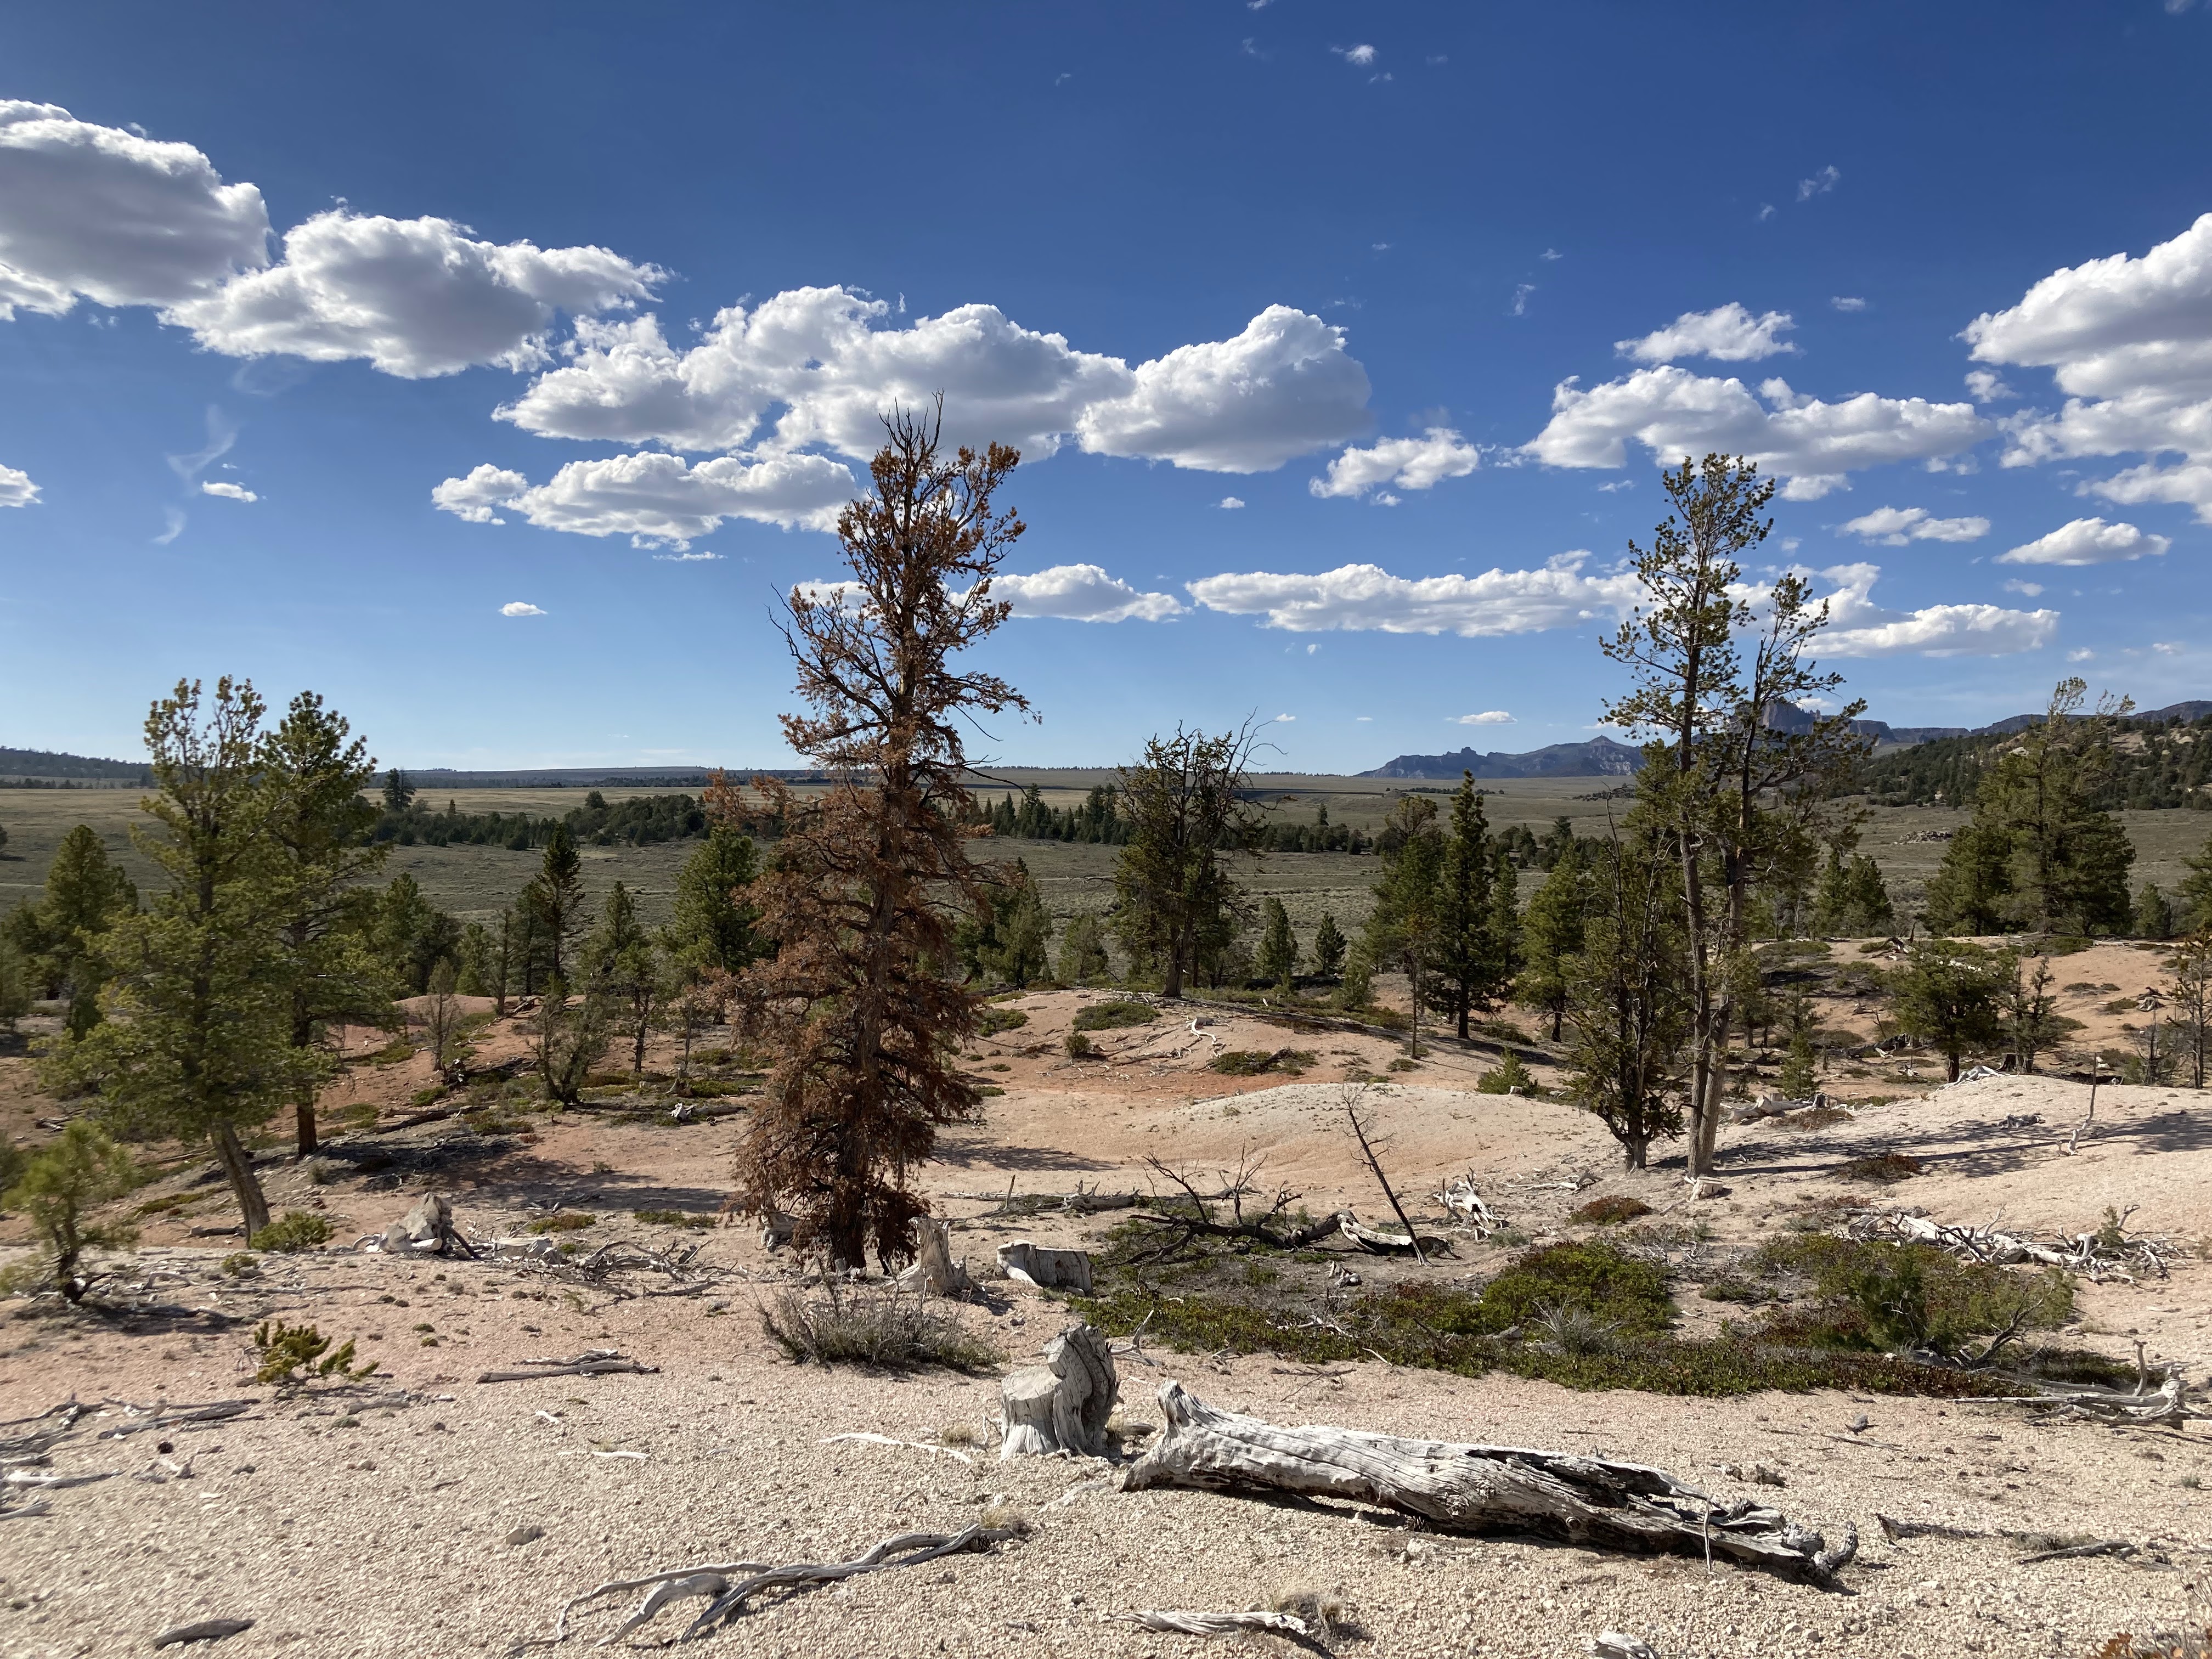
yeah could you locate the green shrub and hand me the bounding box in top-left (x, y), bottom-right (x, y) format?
top-left (1072, 1000), bottom-right (1156, 1032)
top-left (1476, 1053), bottom-right (1535, 1094)
top-left (252, 1319), bottom-right (376, 1386)
top-left (633, 1208), bottom-right (716, 1231)
top-left (1569, 1195), bottom-right (1654, 1226)
top-left (1210, 1048), bottom-right (1315, 1076)
top-left (526, 1211), bottom-right (596, 1234)
top-left (1474, 1241), bottom-right (1674, 1335)
top-left (1751, 1234), bottom-right (2074, 1362)
top-left (975, 1005), bottom-right (1030, 1036)
top-left (250, 1211), bottom-right (334, 1252)
top-left (221, 1252), bottom-right (260, 1277)
top-left (1064, 1030), bottom-right (1097, 1060)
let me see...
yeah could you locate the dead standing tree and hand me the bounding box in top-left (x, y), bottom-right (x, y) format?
top-left (735, 402), bottom-right (1029, 1273)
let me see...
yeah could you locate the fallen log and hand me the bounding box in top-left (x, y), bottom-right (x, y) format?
top-left (996, 1240), bottom-right (1094, 1293)
top-left (151, 1618), bottom-right (253, 1647)
top-left (479, 1351), bottom-right (659, 1385)
top-left (1107, 1610), bottom-right (1312, 1637)
top-left (1335, 1211), bottom-right (1453, 1257)
top-left (1122, 1382), bottom-right (1857, 1583)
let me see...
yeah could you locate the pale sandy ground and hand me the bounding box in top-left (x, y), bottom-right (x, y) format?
top-left (4, 962), bottom-right (2212, 1659)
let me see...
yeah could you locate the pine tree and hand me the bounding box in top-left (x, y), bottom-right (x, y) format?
top-left (1057, 913), bottom-right (1110, 985)
top-left (583, 881), bottom-right (661, 1076)
top-left (2, 825), bottom-right (138, 1037)
top-left (41, 679), bottom-right (313, 1235)
top-left (1519, 840), bottom-right (1591, 1041)
top-left (665, 823), bottom-right (763, 977)
top-left (737, 405), bottom-right (1029, 1270)
top-left (1, 1120), bottom-right (138, 1301)
top-left (1255, 895), bottom-right (1297, 990)
top-left (2134, 883), bottom-right (2176, 941)
top-left (1888, 940), bottom-right (2008, 1081)
top-left (1777, 1030), bottom-right (1818, 1101)
top-left (532, 822), bottom-right (588, 981)
top-left (995, 881), bottom-right (1052, 988)
top-left (1311, 911), bottom-right (1347, 980)
top-left (382, 769), bottom-right (415, 812)
top-left (1425, 774), bottom-right (1500, 1039)
top-left (2165, 935), bottom-right (2212, 1090)
top-left (261, 691), bottom-right (390, 1154)
top-left (1923, 820), bottom-right (2013, 935)
top-left (2180, 835), bottom-right (2212, 934)
top-left (1364, 795), bottom-right (1445, 1054)
top-left (1111, 726), bottom-right (1257, 998)
top-left (2001, 951), bottom-right (2062, 1076)
top-left (371, 873), bottom-right (460, 995)
top-left (1563, 835), bottom-right (1689, 1169)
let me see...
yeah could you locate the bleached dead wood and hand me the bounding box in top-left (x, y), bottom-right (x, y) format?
top-left (1437, 1175), bottom-right (1506, 1238)
top-left (1589, 1635), bottom-right (1659, 1659)
top-left (379, 1190), bottom-right (477, 1259)
top-left (1983, 1372), bottom-right (2203, 1426)
top-left (667, 1099), bottom-right (748, 1123)
top-left (1335, 1211), bottom-right (1452, 1256)
top-left (996, 1239), bottom-right (1094, 1293)
top-left (478, 1350), bottom-right (659, 1385)
top-left (95, 1401), bottom-right (250, 1439)
top-left (151, 1618), bottom-right (253, 1646)
top-left (821, 1432), bottom-right (974, 1465)
top-left (1106, 1610), bottom-right (1312, 1637)
top-left (1123, 1382), bottom-right (1857, 1582)
top-left (900, 1218), bottom-right (971, 1296)
top-left (1852, 1207), bottom-right (2174, 1282)
top-left (1001, 1323), bottom-right (1119, 1460)
top-left (540, 1526), bottom-right (1029, 1644)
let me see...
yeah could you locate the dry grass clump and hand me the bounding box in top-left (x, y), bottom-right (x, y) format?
top-left (760, 1283), bottom-right (999, 1372)
top-left (1268, 1584), bottom-right (1348, 1638)
top-left (1774, 1104), bottom-right (1854, 1130)
top-left (978, 1502), bottom-right (1033, 1536)
top-left (525, 1211), bottom-right (596, 1233)
top-left (249, 1211), bottom-right (333, 1252)
top-left (1839, 1152), bottom-right (1923, 1183)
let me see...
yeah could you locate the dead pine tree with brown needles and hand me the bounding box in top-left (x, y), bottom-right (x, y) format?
top-left (735, 402), bottom-right (1028, 1273)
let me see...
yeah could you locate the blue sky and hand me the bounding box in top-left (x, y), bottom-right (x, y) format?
top-left (3, 1), bottom-right (2210, 774)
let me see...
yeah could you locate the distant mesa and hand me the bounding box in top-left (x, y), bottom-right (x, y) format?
top-left (1359, 737), bottom-right (1644, 780)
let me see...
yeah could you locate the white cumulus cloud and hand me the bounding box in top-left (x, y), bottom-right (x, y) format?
top-left (1310, 426), bottom-right (1480, 498)
top-left (1217, 495), bottom-right (1245, 510)
top-left (0, 103), bottom-right (661, 377)
top-left (1837, 505), bottom-right (1990, 544)
top-left (2002, 579), bottom-right (2044, 596)
top-left (1966, 212), bottom-right (2212, 521)
top-left (433, 450), bottom-right (857, 546)
top-left (500, 601), bottom-right (546, 617)
top-left (1185, 553), bottom-right (1638, 636)
top-left (1616, 303), bottom-right (1797, 364)
top-left (1995, 516), bottom-right (2171, 567)
top-left (1790, 562), bottom-right (2056, 657)
top-left (0, 100), bottom-right (269, 313)
top-left (1831, 297), bottom-right (1868, 313)
top-left (989, 564), bottom-right (1185, 623)
top-left (199, 479), bottom-right (256, 502)
top-left (499, 292), bottom-right (1368, 475)
top-left (0, 462), bottom-right (38, 507)
top-left (1523, 366), bottom-right (1987, 499)
top-left (1455, 710), bottom-right (1516, 725)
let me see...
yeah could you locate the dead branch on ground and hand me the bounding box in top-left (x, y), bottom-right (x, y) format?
top-left (1343, 1089), bottom-right (1427, 1263)
top-left (1850, 1207), bottom-right (2176, 1282)
top-left (1123, 1381), bottom-right (1858, 1584)
top-left (478, 1349), bottom-right (659, 1385)
top-left (1122, 1153), bottom-right (1339, 1262)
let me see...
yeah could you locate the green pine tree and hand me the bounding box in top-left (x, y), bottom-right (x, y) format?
top-left (1311, 911), bottom-right (1347, 980)
top-left (1520, 840), bottom-right (1590, 1041)
top-left (1056, 913), bottom-right (1110, 985)
top-left (1255, 895), bottom-right (1297, 990)
top-left (2180, 833), bottom-right (2212, 934)
top-left (665, 823), bottom-right (763, 977)
top-left (2, 825), bottom-right (138, 1037)
top-left (41, 679), bottom-right (315, 1235)
top-left (371, 873), bottom-right (461, 995)
top-left (1888, 939), bottom-right (2009, 1081)
top-left (583, 881), bottom-right (662, 1076)
top-left (1424, 774), bottom-right (1501, 1039)
top-left (2134, 882), bottom-right (2176, 941)
top-left (1364, 795), bottom-right (1445, 1054)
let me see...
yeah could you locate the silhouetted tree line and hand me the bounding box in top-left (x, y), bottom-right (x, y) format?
top-left (371, 774), bottom-right (716, 849)
top-left (1858, 710), bottom-right (2212, 810)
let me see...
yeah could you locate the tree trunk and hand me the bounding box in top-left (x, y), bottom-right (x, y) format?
top-left (1125, 1382), bottom-right (1855, 1582)
top-left (294, 1096), bottom-right (319, 1157)
top-left (212, 1122), bottom-right (271, 1237)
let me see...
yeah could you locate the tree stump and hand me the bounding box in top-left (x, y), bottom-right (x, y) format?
top-left (1000, 1323), bottom-right (1118, 1459)
top-left (1123, 1381), bottom-right (1856, 1581)
top-left (901, 1218), bottom-right (970, 1295)
top-left (996, 1239), bottom-right (1094, 1293)
top-left (381, 1191), bottom-right (475, 1257)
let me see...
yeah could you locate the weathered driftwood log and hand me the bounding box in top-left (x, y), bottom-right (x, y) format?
top-left (1001, 1323), bottom-right (1118, 1460)
top-left (1335, 1211), bottom-right (1453, 1256)
top-left (997, 1239), bottom-right (1094, 1293)
top-left (1437, 1176), bottom-right (1506, 1238)
top-left (1984, 1372), bottom-right (2202, 1426)
top-left (667, 1099), bottom-right (749, 1123)
top-left (478, 1350), bottom-right (659, 1385)
top-left (1107, 1610), bottom-right (1311, 1637)
top-left (380, 1191), bottom-right (477, 1258)
top-left (1123, 1383), bottom-right (1857, 1582)
top-left (758, 1209), bottom-right (795, 1252)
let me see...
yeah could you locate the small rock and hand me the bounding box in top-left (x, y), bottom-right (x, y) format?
top-left (506, 1525), bottom-right (545, 1547)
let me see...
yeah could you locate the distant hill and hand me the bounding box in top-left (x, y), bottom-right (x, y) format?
top-left (0, 746), bottom-right (150, 782)
top-left (1360, 737), bottom-right (1644, 780)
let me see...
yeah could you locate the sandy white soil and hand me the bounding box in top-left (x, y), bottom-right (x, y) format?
top-left (3, 962), bottom-right (2211, 1658)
